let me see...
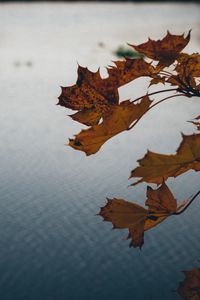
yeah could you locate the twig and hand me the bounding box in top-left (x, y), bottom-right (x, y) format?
top-left (127, 93), bottom-right (185, 130)
top-left (131, 88), bottom-right (178, 103)
top-left (174, 190), bottom-right (200, 215)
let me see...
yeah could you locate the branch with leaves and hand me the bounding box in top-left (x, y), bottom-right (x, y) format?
top-left (57, 31), bottom-right (200, 249)
top-left (58, 30), bottom-right (199, 156)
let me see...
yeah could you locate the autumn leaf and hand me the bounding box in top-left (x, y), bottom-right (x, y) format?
top-left (57, 58), bottom-right (157, 153)
top-left (58, 59), bottom-right (154, 126)
top-left (58, 66), bottom-right (116, 127)
top-left (69, 96), bottom-right (152, 155)
top-left (99, 182), bottom-right (180, 249)
top-left (177, 267), bottom-right (200, 300)
top-left (130, 133), bottom-right (200, 186)
top-left (106, 57), bottom-right (155, 86)
top-left (130, 30), bottom-right (191, 68)
top-left (177, 53), bottom-right (200, 80)
top-left (167, 53), bottom-right (200, 95)
top-left (149, 76), bottom-right (166, 87)
top-left (58, 59), bottom-right (154, 109)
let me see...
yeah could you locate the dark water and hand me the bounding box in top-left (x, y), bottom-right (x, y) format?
top-left (0, 3), bottom-right (200, 300)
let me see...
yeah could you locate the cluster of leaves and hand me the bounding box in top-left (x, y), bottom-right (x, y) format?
top-left (98, 182), bottom-right (199, 249)
top-left (58, 30), bottom-right (199, 156)
top-left (57, 31), bottom-right (200, 251)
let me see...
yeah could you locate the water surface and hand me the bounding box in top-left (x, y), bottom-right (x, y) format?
top-left (0, 3), bottom-right (200, 300)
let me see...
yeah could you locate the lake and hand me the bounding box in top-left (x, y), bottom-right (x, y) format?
top-left (0, 2), bottom-right (200, 299)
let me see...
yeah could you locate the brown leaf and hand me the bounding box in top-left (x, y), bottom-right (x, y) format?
top-left (60, 59), bottom-right (154, 107)
top-left (177, 267), bottom-right (200, 300)
top-left (167, 53), bottom-right (200, 94)
top-left (130, 31), bottom-right (191, 68)
top-left (130, 133), bottom-right (200, 185)
top-left (149, 76), bottom-right (166, 87)
top-left (99, 182), bottom-right (178, 249)
top-left (58, 59), bottom-right (154, 126)
top-left (58, 66), bottom-right (115, 126)
top-left (106, 58), bottom-right (155, 86)
top-left (177, 53), bottom-right (200, 78)
top-left (69, 96), bottom-right (152, 155)
top-left (145, 182), bottom-right (177, 213)
top-left (70, 107), bottom-right (106, 126)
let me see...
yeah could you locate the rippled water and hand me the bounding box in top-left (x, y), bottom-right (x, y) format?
top-left (0, 3), bottom-right (200, 300)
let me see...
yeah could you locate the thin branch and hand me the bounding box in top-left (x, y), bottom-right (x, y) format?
top-left (174, 190), bottom-right (200, 215)
top-left (131, 88), bottom-right (179, 103)
top-left (147, 93), bottom-right (185, 111)
top-left (160, 70), bottom-right (173, 76)
top-left (159, 71), bottom-right (173, 77)
top-left (127, 93), bottom-right (185, 131)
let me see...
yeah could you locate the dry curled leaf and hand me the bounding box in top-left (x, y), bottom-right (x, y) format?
top-left (99, 182), bottom-right (181, 249)
top-left (130, 133), bottom-right (200, 185)
top-left (69, 96), bottom-right (152, 155)
top-left (177, 267), bottom-right (200, 300)
top-left (130, 30), bottom-right (191, 68)
top-left (168, 53), bottom-right (200, 94)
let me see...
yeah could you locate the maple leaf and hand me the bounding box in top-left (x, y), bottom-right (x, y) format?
top-left (177, 267), bottom-right (200, 300)
top-left (58, 59), bottom-right (154, 127)
top-left (106, 57), bottom-right (155, 86)
top-left (177, 53), bottom-right (200, 77)
top-left (130, 133), bottom-right (200, 185)
top-left (130, 30), bottom-right (191, 68)
top-left (99, 182), bottom-right (181, 249)
top-left (69, 96), bottom-right (152, 155)
top-left (58, 66), bottom-right (115, 127)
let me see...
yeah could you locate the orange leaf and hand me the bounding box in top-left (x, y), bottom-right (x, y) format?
top-left (99, 182), bottom-right (178, 249)
top-left (69, 96), bottom-right (152, 155)
top-left (130, 133), bottom-right (200, 185)
top-left (130, 31), bottom-right (191, 68)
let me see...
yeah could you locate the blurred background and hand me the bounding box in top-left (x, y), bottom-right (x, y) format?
top-left (0, 1), bottom-right (200, 300)
top-left (0, 0), bottom-right (199, 2)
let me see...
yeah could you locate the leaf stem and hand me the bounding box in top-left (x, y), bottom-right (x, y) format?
top-left (160, 70), bottom-right (173, 76)
top-left (128, 93), bottom-right (185, 130)
top-left (131, 88), bottom-right (179, 103)
top-left (147, 93), bottom-right (185, 111)
top-left (173, 190), bottom-right (200, 215)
